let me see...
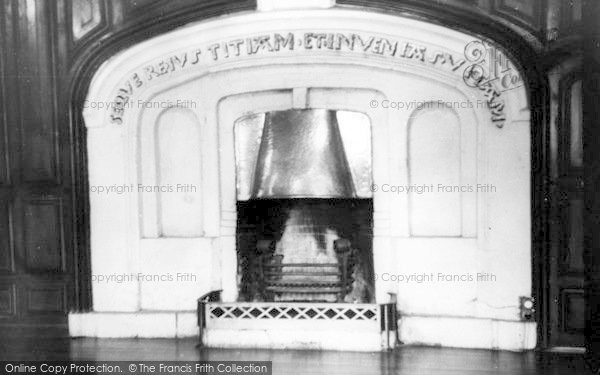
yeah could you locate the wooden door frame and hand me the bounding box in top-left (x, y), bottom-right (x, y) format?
top-left (582, 0), bottom-right (600, 367)
top-left (546, 68), bottom-right (585, 348)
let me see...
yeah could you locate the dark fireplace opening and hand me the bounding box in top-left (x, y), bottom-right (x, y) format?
top-left (236, 198), bottom-right (374, 303)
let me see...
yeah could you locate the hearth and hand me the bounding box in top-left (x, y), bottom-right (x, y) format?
top-left (234, 109), bottom-right (374, 303)
top-left (237, 199), bottom-right (373, 302)
top-left (77, 8), bottom-right (533, 350)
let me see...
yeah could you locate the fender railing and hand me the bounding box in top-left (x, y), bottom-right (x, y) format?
top-left (197, 289), bottom-right (222, 346)
top-left (197, 292), bottom-right (400, 350)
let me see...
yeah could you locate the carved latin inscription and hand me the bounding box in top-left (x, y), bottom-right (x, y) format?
top-left (107, 31), bottom-right (514, 127)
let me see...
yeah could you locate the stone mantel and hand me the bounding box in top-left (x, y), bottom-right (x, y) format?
top-left (76, 7), bottom-right (534, 351)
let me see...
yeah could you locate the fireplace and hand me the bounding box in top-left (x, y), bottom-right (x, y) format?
top-left (234, 108), bottom-right (374, 303)
top-left (74, 6), bottom-right (535, 351)
top-left (237, 199), bottom-right (374, 302)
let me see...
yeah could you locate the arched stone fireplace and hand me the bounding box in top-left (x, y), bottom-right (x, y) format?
top-left (70, 5), bottom-right (534, 350)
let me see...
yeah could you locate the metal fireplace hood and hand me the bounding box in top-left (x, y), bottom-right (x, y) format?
top-left (235, 109), bottom-right (373, 200)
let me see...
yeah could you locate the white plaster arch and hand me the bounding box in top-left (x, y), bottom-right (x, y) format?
top-left (77, 8), bottom-right (534, 350)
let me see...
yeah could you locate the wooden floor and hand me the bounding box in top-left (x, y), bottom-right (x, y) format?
top-left (0, 338), bottom-right (594, 374)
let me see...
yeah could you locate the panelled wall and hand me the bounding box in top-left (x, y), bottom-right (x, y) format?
top-left (0, 0), bottom-right (594, 352)
top-left (548, 66), bottom-right (585, 347)
top-left (583, 0), bottom-right (600, 363)
top-left (0, 0), bottom-right (74, 334)
top-left (0, 0), bottom-right (256, 335)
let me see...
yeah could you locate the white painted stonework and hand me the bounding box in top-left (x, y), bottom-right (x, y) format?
top-left (72, 7), bottom-right (534, 351)
top-left (257, 0), bottom-right (335, 11)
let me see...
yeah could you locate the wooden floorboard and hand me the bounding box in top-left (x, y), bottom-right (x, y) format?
top-left (0, 338), bottom-right (594, 374)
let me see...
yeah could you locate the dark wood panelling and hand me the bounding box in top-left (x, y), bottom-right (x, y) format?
top-left (23, 200), bottom-right (64, 273)
top-left (560, 0), bottom-right (583, 36)
top-left (0, 5), bottom-right (8, 186)
top-left (16, 0), bottom-right (59, 183)
top-left (0, 200), bottom-right (14, 272)
top-left (0, 1), bottom-right (72, 335)
top-left (27, 284), bottom-right (66, 313)
top-left (71, 0), bottom-right (103, 41)
top-left (547, 70), bottom-right (585, 348)
top-left (121, 0), bottom-right (164, 15)
top-left (0, 284), bottom-right (16, 316)
top-left (337, 0), bottom-right (545, 46)
top-left (564, 198), bottom-right (584, 274)
top-left (561, 289), bottom-right (585, 333)
top-left (67, 0), bottom-right (110, 58)
top-left (68, 0), bottom-right (257, 63)
top-left (583, 0), bottom-right (600, 369)
top-left (493, 0), bottom-right (543, 29)
top-left (2, 1), bottom-right (20, 186)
